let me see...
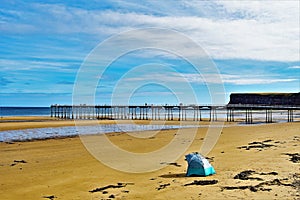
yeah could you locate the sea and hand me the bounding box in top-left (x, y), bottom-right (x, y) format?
top-left (0, 107), bottom-right (50, 117)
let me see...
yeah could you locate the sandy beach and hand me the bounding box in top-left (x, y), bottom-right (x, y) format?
top-left (0, 118), bottom-right (299, 199)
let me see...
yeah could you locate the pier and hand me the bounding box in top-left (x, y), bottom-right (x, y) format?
top-left (50, 104), bottom-right (299, 123)
top-left (50, 93), bottom-right (300, 123)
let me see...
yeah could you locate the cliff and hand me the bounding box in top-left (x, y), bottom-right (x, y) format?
top-left (228, 93), bottom-right (300, 105)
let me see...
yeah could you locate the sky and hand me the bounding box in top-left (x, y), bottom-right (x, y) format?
top-left (0, 0), bottom-right (299, 106)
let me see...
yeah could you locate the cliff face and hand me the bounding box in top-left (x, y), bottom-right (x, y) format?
top-left (229, 93), bottom-right (300, 105)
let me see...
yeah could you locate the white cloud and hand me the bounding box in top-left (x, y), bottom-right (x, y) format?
top-left (289, 65), bottom-right (300, 69)
top-left (0, 59), bottom-right (79, 72)
top-left (216, 1), bottom-right (299, 22)
top-left (220, 75), bottom-right (296, 85)
top-left (124, 72), bottom-right (297, 86)
top-left (183, 73), bottom-right (297, 85)
top-left (200, 73), bottom-right (296, 85)
top-left (1, 1), bottom-right (299, 62)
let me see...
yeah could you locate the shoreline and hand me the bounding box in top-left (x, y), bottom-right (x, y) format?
top-left (0, 116), bottom-right (227, 131)
top-left (1, 115), bottom-right (297, 131)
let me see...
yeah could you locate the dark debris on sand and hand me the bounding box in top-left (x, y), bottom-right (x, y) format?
top-left (260, 172), bottom-right (278, 176)
top-left (234, 170), bottom-right (259, 180)
top-left (293, 136), bottom-right (300, 142)
top-left (223, 170), bottom-right (298, 193)
top-left (290, 173), bottom-right (300, 191)
top-left (284, 153), bottom-right (300, 163)
top-left (184, 180), bottom-right (218, 186)
top-left (222, 178), bottom-right (295, 192)
top-left (160, 162), bottom-right (182, 167)
top-left (237, 140), bottom-right (275, 150)
top-left (156, 183), bottom-right (170, 190)
top-left (14, 160), bottom-right (27, 163)
top-left (234, 170), bottom-right (278, 181)
top-left (42, 195), bottom-right (57, 200)
top-left (89, 182), bottom-right (134, 193)
top-left (10, 160), bottom-right (27, 166)
top-left (233, 170), bottom-right (278, 181)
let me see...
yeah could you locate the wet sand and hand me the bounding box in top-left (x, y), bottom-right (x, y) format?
top-left (0, 117), bottom-right (299, 199)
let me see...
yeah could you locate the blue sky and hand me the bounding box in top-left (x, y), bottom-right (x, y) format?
top-left (1, 0), bottom-right (299, 106)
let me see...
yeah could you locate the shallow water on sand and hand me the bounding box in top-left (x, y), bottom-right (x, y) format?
top-left (0, 124), bottom-right (199, 142)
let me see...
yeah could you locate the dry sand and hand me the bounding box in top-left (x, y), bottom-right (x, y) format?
top-left (0, 118), bottom-right (299, 200)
